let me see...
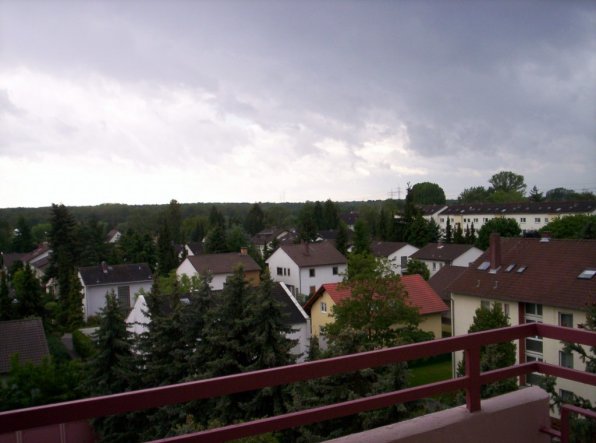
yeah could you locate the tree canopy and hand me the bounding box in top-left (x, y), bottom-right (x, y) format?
top-left (540, 214), bottom-right (596, 239)
top-left (476, 217), bottom-right (521, 250)
top-left (409, 182), bottom-right (446, 205)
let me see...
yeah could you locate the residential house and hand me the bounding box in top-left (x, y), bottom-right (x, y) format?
top-left (21, 243), bottom-right (52, 280)
top-left (78, 262), bottom-right (153, 320)
top-left (0, 318), bottom-right (49, 375)
top-left (266, 242), bottom-right (347, 299)
top-left (419, 204), bottom-right (448, 225)
top-left (411, 243), bottom-right (483, 278)
top-left (184, 241), bottom-right (205, 257)
top-left (370, 241), bottom-right (419, 275)
top-left (426, 201), bottom-right (596, 235)
top-left (449, 234), bottom-right (596, 409)
top-left (304, 274), bottom-right (448, 346)
top-left (106, 229), bottom-right (122, 243)
top-left (176, 249), bottom-right (261, 290)
top-left (250, 228), bottom-right (291, 256)
top-left (429, 265), bottom-right (467, 336)
top-left (271, 282), bottom-right (311, 362)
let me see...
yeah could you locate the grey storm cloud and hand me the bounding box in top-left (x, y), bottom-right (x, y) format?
top-left (0, 0), bottom-right (594, 206)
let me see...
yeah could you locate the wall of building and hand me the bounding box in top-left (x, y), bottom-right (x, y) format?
top-left (451, 293), bottom-right (595, 410)
top-left (83, 281), bottom-right (152, 320)
top-left (298, 264), bottom-right (345, 298)
top-left (418, 313), bottom-right (443, 339)
top-left (266, 249), bottom-right (301, 294)
top-left (388, 245), bottom-right (419, 275)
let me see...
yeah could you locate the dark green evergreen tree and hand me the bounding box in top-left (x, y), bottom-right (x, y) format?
top-left (226, 224), bottom-right (248, 253)
top-left (11, 216), bottom-right (35, 253)
top-left (298, 202), bottom-right (318, 242)
top-left (528, 185), bottom-right (544, 202)
top-left (322, 199), bottom-right (339, 230)
top-left (87, 291), bottom-right (138, 443)
top-left (156, 218), bottom-right (178, 276)
top-left (208, 205), bottom-right (225, 230)
top-left (0, 269), bottom-right (13, 320)
top-left (46, 204), bottom-right (83, 331)
top-left (244, 203), bottom-right (265, 236)
top-left (78, 216), bottom-right (109, 266)
top-left (118, 229), bottom-right (157, 269)
top-left (335, 221), bottom-right (349, 256)
top-left (167, 199), bottom-right (183, 244)
top-left (445, 217), bottom-right (453, 243)
top-left (204, 224), bottom-right (228, 253)
top-left (12, 264), bottom-right (45, 319)
top-left (313, 201), bottom-right (324, 230)
top-left (453, 223), bottom-right (465, 244)
top-left (352, 220), bottom-right (371, 255)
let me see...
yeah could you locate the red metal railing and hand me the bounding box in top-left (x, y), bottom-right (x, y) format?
top-left (0, 323), bottom-right (594, 442)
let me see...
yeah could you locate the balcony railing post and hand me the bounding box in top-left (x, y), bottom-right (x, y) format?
top-left (560, 405), bottom-right (570, 443)
top-left (465, 346), bottom-right (481, 412)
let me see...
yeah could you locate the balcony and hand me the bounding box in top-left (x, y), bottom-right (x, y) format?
top-left (0, 323), bottom-right (594, 442)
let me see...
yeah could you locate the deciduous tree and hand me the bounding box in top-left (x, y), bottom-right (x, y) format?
top-left (410, 182), bottom-right (446, 205)
top-left (476, 218), bottom-right (521, 249)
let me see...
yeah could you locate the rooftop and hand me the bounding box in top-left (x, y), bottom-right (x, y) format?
top-left (185, 252), bottom-right (261, 275)
top-left (0, 318), bottom-right (49, 373)
top-left (273, 242), bottom-right (347, 267)
top-left (411, 243), bottom-right (480, 262)
top-left (78, 262), bottom-right (153, 286)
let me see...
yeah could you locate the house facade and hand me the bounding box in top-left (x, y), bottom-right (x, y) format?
top-left (304, 275), bottom-right (448, 346)
top-left (410, 243), bottom-right (483, 278)
top-left (176, 250), bottom-right (261, 290)
top-left (422, 201), bottom-right (596, 235)
top-left (271, 282), bottom-right (311, 362)
top-left (370, 241), bottom-right (419, 275)
top-left (78, 262), bottom-right (153, 320)
top-left (449, 234), bottom-right (596, 410)
top-left (266, 242), bottom-right (347, 299)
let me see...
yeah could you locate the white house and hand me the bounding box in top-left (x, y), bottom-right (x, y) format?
top-left (266, 242), bottom-right (347, 299)
top-left (78, 262), bottom-right (153, 320)
top-left (176, 250), bottom-right (261, 291)
top-left (410, 243), bottom-right (483, 278)
top-left (370, 241), bottom-right (419, 275)
top-left (272, 282), bottom-right (311, 362)
top-left (448, 234), bottom-right (596, 413)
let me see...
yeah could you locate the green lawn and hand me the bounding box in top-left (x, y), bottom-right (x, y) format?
top-left (408, 358), bottom-right (453, 387)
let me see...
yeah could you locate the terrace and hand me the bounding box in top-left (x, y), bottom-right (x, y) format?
top-left (1, 322), bottom-right (594, 442)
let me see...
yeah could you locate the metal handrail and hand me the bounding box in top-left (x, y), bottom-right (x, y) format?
top-left (0, 323), bottom-right (594, 443)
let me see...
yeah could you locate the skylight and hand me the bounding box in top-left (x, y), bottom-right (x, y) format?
top-left (516, 265), bottom-right (527, 273)
top-left (505, 264), bottom-right (516, 272)
top-left (578, 269), bottom-right (596, 280)
top-left (477, 261), bottom-right (490, 271)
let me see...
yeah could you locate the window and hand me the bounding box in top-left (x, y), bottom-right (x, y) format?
top-left (473, 218), bottom-right (479, 223)
top-left (277, 267), bottom-right (283, 276)
top-left (525, 303), bottom-right (543, 317)
top-left (544, 217), bottom-right (549, 223)
top-left (525, 337), bottom-right (543, 353)
top-left (432, 262), bottom-right (436, 271)
top-left (309, 285), bottom-right (316, 295)
top-left (535, 217), bottom-right (541, 223)
top-left (559, 350), bottom-right (573, 369)
top-left (287, 268), bottom-right (290, 276)
top-left (440, 217), bottom-right (444, 223)
top-left (321, 302), bottom-right (327, 313)
top-left (309, 268), bottom-right (315, 277)
top-left (578, 269), bottom-right (596, 280)
top-left (559, 389), bottom-right (574, 403)
top-left (332, 266), bottom-right (338, 275)
top-left (117, 286), bottom-right (131, 310)
top-left (520, 217), bottom-right (526, 223)
top-left (559, 312), bottom-right (573, 328)
top-left (400, 256), bottom-right (408, 269)
top-left (483, 217), bottom-right (489, 222)
top-left (283, 268), bottom-right (287, 276)
top-left (481, 300), bottom-right (491, 310)
top-left (503, 303), bottom-right (510, 317)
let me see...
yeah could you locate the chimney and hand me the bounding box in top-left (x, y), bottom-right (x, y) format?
top-left (489, 233), bottom-right (501, 270)
top-left (240, 246), bottom-right (248, 256)
top-left (101, 261), bottom-right (108, 274)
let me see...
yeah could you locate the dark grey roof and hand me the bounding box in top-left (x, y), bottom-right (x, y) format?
top-left (277, 242), bottom-right (347, 267)
top-left (411, 243), bottom-right (478, 262)
top-left (186, 252), bottom-right (261, 274)
top-left (0, 318), bottom-right (49, 373)
top-left (79, 263), bottom-right (153, 286)
top-left (186, 242), bottom-right (204, 255)
top-left (440, 201), bottom-right (595, 216)
top-left (370, 241), bottom-right (412, 258)
top-left (429, 265), bottom-right (468, 302)
top-left (271, 283), bottom-right (308, 325)
top-left (418, 205), bottom-right (448, 216)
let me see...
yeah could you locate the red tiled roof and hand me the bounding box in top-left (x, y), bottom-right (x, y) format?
top-left (305, 277), bottom-right (448, 315)
top-left (448, 237), bottom-right (596, 310)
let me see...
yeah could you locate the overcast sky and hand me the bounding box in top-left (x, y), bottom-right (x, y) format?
top-left (1, 0), bottom-right (595, 208)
